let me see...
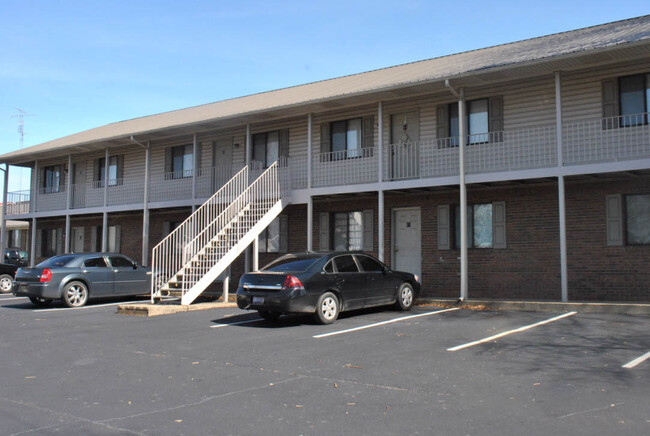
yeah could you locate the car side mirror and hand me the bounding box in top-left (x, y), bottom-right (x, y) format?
top-left (133, 262), bottom-right (138, 269)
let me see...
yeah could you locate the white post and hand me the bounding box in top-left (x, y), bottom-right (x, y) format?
top-left (103, 148), bottom-right (109, 207)
top-left (378, 101), bottom-right (383, 183)
top-left (222, 266), bottom-right (230, 302)
top-left (252, 237), bottom-right (259, 271)
top-left (244, 124), bottom-right (251, 272)
top-left (378, 190), bottom-right (384, 261)
top-left (459, 89), bottom-right (468, 301)
top-left (30, 217), bottom-right (36, 266)
top-left (555, 71), bottom-right (568, 302)
top-left (307, 196), bottom-right (313, 251)
top-left (1, 165), bottom-right (9, 250)
top-left (32, 160), bottom-right (38, 213)
top-left (142, 142), bottom-right (151, 266)
top-left (102, 212), bottom-right (108, 252)
top-left (192, 133), bottom-right (198, 204)
top-left (307, 113), bottom-right (313, 190)
top-left (65, 154), bottom-right (72, 252)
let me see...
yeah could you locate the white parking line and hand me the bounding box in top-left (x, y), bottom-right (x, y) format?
top-left (447, 311), bottom-right (577, 351)
top-left (33, 299), bottom-right (150, 312)
top-left (622, 351), bottom-right (650, 369)
top-left (0, 296), bottom-right (28, 302)
top-left (210, 318), bottom-right (264, 328)
top-left (313, 308), bottom-right (460, 339)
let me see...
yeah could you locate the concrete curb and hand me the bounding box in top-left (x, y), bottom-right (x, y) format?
top-left (416, 298), bottom-right (650, 315)
top-left (117, 301), bottom-right (238, 317)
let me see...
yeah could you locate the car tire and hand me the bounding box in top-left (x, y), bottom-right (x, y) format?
top-left (258, 310), bottom-right (281, 322)
top-left (395, 282), bottom-right (414, 311)
top-left (0, 274), bottom-right (13, 293)
top-left (29, 297), bottom-right (52, 307)
top-left (62, 281), bottom-right (89, 308)
top-left (314, 292), bottom-right (339, 325)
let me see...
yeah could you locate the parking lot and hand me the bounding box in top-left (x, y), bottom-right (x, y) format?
top-left (1, 293), bottom-right (648, 436)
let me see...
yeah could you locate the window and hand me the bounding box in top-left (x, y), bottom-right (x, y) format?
top-left (259, 217), bottom-right (280, 253)
top-left (8, 230), bottom-right (21, 248)
top-left (92, 225), bottom-right (120, 252)
top-left (170, 145), bottom-right (193, 178)
top-left (109, 255), bottom-right (133, 268)
top-left (454, 204), bottom-right (493, 248)
top-left (619, 74), bottom-right (650, 126)
top-left (253, 131), bottom-right (279, 168)
top-left (323, 260), bottom-right (334, 273)
top-left (356, 255), bottom-right (384, 272)
top-left (98, 156), bottom-right (119, 187)
top-left (84, 257), bottom-right (108, 268)
top-left (334, 255), bottom-right (359, 273)
top-left (449, 99), bottom-right (489, 145)
top-left (41, 229), bottom-right (57, 257)
top-left (42, 165), bottom-right (62, 194)
top-left (333, 211), bottom-right (363, 251)
top-left (331, 118), bottom-right (362, 159)
top-left (626, 194), bottom-right (650, 245)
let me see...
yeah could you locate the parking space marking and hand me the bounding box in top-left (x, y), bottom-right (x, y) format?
top-left (447, 311), bottom-right (577, 351)
top-left (313, 308), bottom-right (460, 339)
top-left (32, 299), bottom-right (150, 312)
top-left (0, 296), bottom-right (28, 302)
top-left (622, 351), bottom-right (650, 369)
top-left (210, 318), bottom-right (264, 328)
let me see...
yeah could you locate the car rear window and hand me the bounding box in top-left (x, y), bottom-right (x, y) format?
top-left (263, 257), bottom-right (320, 272)
top-left (37, 255), bottom-right (77, 268)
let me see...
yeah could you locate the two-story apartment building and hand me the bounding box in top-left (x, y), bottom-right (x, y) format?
top-left (1, 16), bottom-right (649, 304)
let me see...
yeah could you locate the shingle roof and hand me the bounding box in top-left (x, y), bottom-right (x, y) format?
top-left (2, 15), bottom-right (649, 162)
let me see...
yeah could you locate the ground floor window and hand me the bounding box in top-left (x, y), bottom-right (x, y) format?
top-left (454, 204), bottom-right (493, 248)
top-left (93, 225), bottom-right (121, 252)
top-left (333, 211), bottom-right (363, 251)
top-left (626, 194), bottom-right (650, 244)
top-left (259, 217), bottom-right (280, 253)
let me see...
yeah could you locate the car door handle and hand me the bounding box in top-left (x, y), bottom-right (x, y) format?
top-left (82, 270), bottom-right (88, 273)
top-left (114, 270), bottom-right (119, 273)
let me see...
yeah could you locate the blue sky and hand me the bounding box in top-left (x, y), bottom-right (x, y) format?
top-left (1, 1), bottom-right (648, 191)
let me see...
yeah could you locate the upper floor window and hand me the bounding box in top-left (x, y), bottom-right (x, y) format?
top-left (619, 74), bottom-right (650, 126)
top-left (42, 165), bottom-right (62, 194)
top-left (172, 145), bottom-right (193, 178)
top-left (332, 118), bottom-right (362, 159)
top-left (253, 131), bottom-right (279, 168)
top-left (94, 155), bottom-right (124, 187)
top-left (449, 99), bottom-right (489, 145)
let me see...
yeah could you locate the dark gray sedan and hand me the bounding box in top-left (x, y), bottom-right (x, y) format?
top-left (13, 253), bottom-right (151, 307)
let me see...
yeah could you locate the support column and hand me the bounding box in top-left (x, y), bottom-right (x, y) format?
top-left (103, 148), bottom-right (109, 207)
top-left (222, 269), bottom-right (230, 302)
top-left (102, 212), bottom-right (108, 252)
top-left (555, 71), bottom-right (568, 302)
top-left (244, 124), bottom-right (251, 272)
top-left (252, 237), bottom-right (259, 271)
top-left (1, 165), bottom-right (9, 250)
top-left (65, 154), bottom-right (73, 252)
top-left (307, 196), bottom-right (313, 251)
top-left (192, 133), bottom-right (198, 206)
top-left (142, 142), bottom-right (151, 266)
top-left (307, 113), bottom-right (313, 190)
top-left (378, 102), bottom-right (383, 184)
top-left (378, 190), bottom-right (384, 262)
top-left (458, 90), bottom-right (468, 301)
top-left (32, 160), bottom-right (38, 213)
top-left (30, 217), bottom-right (36, 266)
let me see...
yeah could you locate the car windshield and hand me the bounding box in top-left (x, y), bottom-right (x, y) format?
top-left (263, 257), bottom-right (320, 272)
top-left (37, 255), bottom-right (77, 268)
top-left (18, 251), bottom-right (28, 260)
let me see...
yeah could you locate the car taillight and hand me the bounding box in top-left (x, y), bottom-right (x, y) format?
top-left (40, 269), bottom-right (52, 283)
top-left (282, 275), bottom-right (304, 291)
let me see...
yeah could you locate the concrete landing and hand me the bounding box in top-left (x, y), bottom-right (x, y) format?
top-left (117, 300), bottom-right (238, 317)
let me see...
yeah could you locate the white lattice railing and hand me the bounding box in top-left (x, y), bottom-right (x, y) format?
top-left (563, 112), bottom-right (650, 165)
top-left (150, 164), bottom-right (249, 302)
top-left (312, 147), bottom-right (377, 187)
top-left (5, 191), bottom-right (30, 215)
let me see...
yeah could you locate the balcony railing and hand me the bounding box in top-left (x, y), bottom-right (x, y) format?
top-left (563, 112), bottom-right (650, 164)
top-left (5, 113), bottom-right (650, 217)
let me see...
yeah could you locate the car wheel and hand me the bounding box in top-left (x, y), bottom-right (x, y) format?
top-left (29, 297), bottom-right (52, 307)
top-left (62, 281), bottom-right (89, 308)
top-left (395, 282), bottom-right (414, 311)
top-left (314, 292), bottom-right (339, 325)
top-left (0, 274), bottom-right (13, 293)
top-left (258, 310), bottom-right (281, 322)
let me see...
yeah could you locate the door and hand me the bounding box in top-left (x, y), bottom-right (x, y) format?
top-left (71, 163), bottom-right (86, 208)
top-left (355, 254), bottom-right (394, 306)
top-left (331, 255), bottom-right (366, 310)
top-left (213, 140), bottom-right (233, 190)
top-left (393, 208), bottom-right (422, 279)
top-left (81, 256), bottom-right (114, 296)
top-left (72, 227), bottom-right (84, 253)
top-left (390, 111), bottom-right (419, 179)
top-left (108, 255), bottom-right (147, 295)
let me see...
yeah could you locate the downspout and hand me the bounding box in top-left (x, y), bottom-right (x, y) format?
top-left (445, 80), bottom-right (468, 301)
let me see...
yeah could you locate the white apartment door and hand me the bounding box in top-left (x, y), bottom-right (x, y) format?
top-left (390, 111), bottom-right (419, 180)
top-left (72, 163), bottom-right (86, 208)
top-left (393, 208), bottom-right (421, 279)
top-left (72, 227), bottom-right (85, 253)
top-left (213, 140), bottom-right (233, 189)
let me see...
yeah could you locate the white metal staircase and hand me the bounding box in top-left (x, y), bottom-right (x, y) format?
top-left (151, 162), bottom-right (288, 305)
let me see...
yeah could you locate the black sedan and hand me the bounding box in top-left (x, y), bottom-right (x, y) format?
top-left (13, 253), bottom-right (151, 307)
top-left (236, 252), bottom-right (420, 324)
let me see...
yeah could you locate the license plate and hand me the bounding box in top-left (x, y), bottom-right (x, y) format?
top-left (252, 296), bottom-right (265, 305)
top-left (20, 284), bottom-right (27, 292)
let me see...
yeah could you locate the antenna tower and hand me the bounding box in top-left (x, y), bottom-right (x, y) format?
top-left (11, 108), bottom-right (35, 149)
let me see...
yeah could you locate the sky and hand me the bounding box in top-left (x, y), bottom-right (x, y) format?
top-left (0, 0), bottom-right (648, 192)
